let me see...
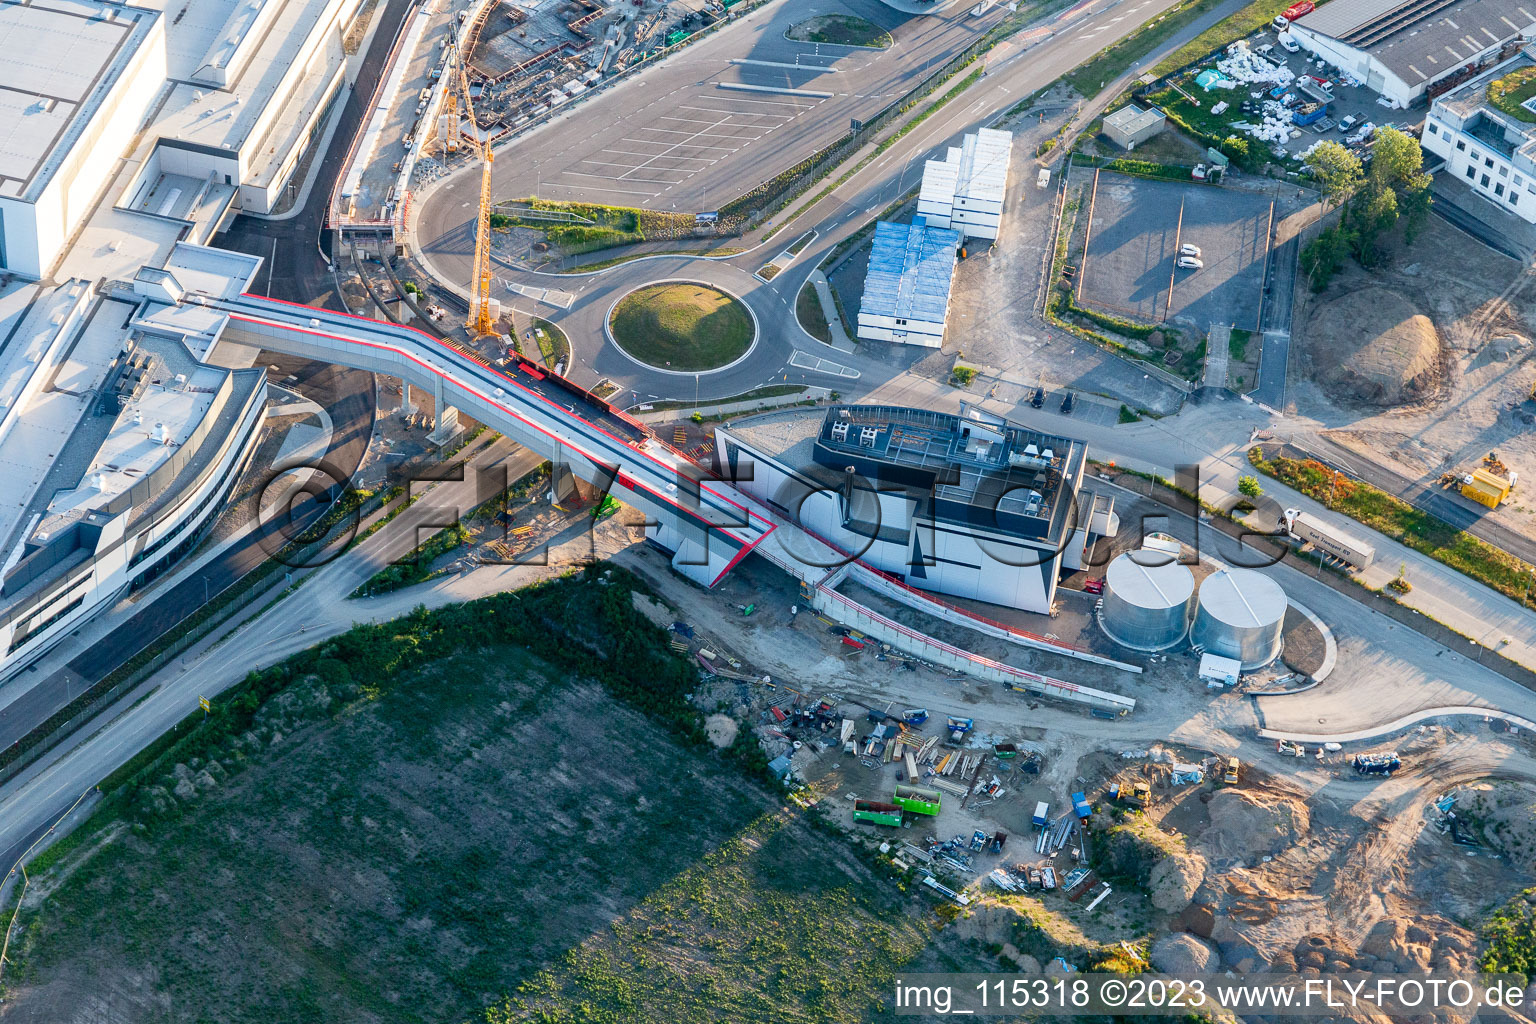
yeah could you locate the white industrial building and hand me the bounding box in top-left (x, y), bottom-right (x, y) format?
top-left (0, 244), bottom-right (268, 673)
top-left (856, 218), bottom-right (961, 346)
top-left (715, 404), bottom-right (1119, 614)
top-left (916, 127), bottom-right (1012, 240)
top-left (1285, 0), bottom-right (1536, 108)
top-left (1, 0), bottom-right (364, 280)
top-left (1423, 50), bottom-right (1536, 223)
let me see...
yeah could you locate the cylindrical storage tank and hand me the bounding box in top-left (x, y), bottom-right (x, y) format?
top-left (1192, 568), bottom-right (1287, 669)
top-left (1099, 547), bottom-right (1195, 651)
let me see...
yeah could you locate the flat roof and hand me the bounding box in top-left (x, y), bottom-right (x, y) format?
top-left (955, 127), bottom-right (1011, 203)
top-left (1105, 104), bottom-right (1166, 134)
top-left (861, 219), bottom-right (961, 325)
top-left (1295, 0), bottom-right (1536, 88)
top-left (152, 0), bottom-right (345, 164)
top-left (813, 404), bottom-right (1086, 534)
top-left (0, 0), bottom-right (160, 202)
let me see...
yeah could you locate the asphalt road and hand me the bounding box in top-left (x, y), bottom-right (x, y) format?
top-left (217, 0), bottom-right (420, 303)
top-left (437, 0), bottom-right (1005, 216)
top-left (0, 359), bottom-right (375, 755)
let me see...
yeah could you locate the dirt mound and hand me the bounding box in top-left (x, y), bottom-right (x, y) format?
top-left (1148, 850), bottom-right (1207, 913)
top-left (1199, 789), bottom-right (1310, 863)
top-left (1150, 932), bottom-right (1220, 973)
top-left (1454, 781), bottom-right (1536, 872)
top-left (1308, 287), bottom-right (1442, 406)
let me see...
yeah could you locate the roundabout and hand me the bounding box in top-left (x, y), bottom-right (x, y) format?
top-left (605, 281), bottom-right (758, 375)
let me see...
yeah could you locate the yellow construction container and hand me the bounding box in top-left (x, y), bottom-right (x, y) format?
top-left (1461, 467), bottom-right (1514, 508)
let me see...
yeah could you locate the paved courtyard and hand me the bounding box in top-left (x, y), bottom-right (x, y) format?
top-left (1077, 171), bottom-right (1273, 332)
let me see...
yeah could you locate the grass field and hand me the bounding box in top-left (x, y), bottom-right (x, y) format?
top-left (609, 283), bottom-right (753, 371)
top-left (529, 318), bottom-right (569, 369)
top-left (795, 283), bottom-right (833, 344)
top-left (786, 14), bottom-right (891, 48)
top-left (0, 571), bottom-right (945, 1023)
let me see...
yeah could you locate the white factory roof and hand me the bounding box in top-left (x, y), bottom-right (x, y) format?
top-left (861, 219), bottom-right (962, 326)
top-left (954, 127), bottom-right (1011, 204)
top-left (919, 150), bottom-right (961, 206)
top-left (40, 368), bottom-right (223, 532)
top-left (163, 242), bottom-right (264, 299)
top-left (151, 0), bottom-right (347, 174)
top-left (0, 295), bottom-right (133, 560)
top-left (1294, 0), bottom-right (1536, 88)
top-left (0, 0), bottom-right (160, 202)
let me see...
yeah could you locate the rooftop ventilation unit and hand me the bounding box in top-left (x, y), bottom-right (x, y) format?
top-left (859, 426), bottom-right (878, 448)
top-left (830, 421), bottom-right (850, 442)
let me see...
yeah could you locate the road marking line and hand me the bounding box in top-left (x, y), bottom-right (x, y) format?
top-left (716, 82), bottom-right (833, 98)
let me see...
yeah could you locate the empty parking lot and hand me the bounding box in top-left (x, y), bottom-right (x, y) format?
top-left (564, 85), bottom-right (832, 204)
top-left (1076, 171), bottom-right (1273, 331)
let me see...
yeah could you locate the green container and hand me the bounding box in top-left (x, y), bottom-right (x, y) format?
top-left (892, 784), bottom-right (941, 817)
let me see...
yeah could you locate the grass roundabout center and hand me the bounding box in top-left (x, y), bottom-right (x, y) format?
top-left (608, 282), bottom-right (755, 373)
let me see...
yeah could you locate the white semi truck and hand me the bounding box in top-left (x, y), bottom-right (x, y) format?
top-left (1283, 508), bottom-right (1376, 570)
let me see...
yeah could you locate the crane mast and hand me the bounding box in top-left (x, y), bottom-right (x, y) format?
top-left (448, 43), bottom-right (495, 337)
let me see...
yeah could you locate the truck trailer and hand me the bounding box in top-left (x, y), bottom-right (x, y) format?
top-left (1283, 508), bottom-right (1376, 570)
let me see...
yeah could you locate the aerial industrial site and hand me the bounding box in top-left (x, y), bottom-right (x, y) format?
top-left (0, 0), bottom-right (1534, 1018)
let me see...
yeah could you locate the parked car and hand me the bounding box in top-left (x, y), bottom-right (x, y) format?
top-left (1336, 114), bottom-right (1359, 133)
top-left (1278, 33), bottom-right (1300, 52)
top-left (1179, 243), bottom-right (1202, 258)
top-left (1083, 577), bottom-right (1105, 595)
top-left (1176, 256), bottom-right (1204, 270)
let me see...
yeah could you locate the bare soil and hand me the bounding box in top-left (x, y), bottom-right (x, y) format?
top-left (1291, 216), bottom-right (1536, 533)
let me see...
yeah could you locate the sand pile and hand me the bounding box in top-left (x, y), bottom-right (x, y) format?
top-left (1151, 932), bottom-right (1220, 973)
top-left (1309, 288), bottom-right (1442, 406)
top-left (1199, 790), bottom-right (1310, 862)
top-left (1148, 850), bottom-right (1207, 913)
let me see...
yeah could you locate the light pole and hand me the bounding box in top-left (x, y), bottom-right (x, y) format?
top-left (202, 575), bottom-right (211, 603)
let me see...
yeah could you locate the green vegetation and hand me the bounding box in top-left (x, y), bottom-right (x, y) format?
top-left (1237, 474), bottom-right (1263, 498)
top-left (495, 200), bottom-right (699, 257)
top-left (786, 13), bottom-right (892, 48)
top-left (795, 283), bottom-right (834, 345)
top-left (756, 262), bottom-right (783, 280)
top-left (1149, 0), bottom-right (1306, 79)
top-left (349, 522), bottom-right (469, 597)
top-left (950, 365), bottom-right (978, 387)
top-left (638, 384), bottom-right (808, 414)
top-left (1249, 449), bottom-right (1536, 602)
top-left (1299, 129), bottom-right (1431, 284)
top-left (786, 231), bottom-right (817, 256)
top-left (1119, 404), bottom-right (1143, 423)
top-left (1489, 67), bottom-right (1536, 123)
top-left (9, 570), bottom-right (915, 1022)
top-left (1480, 887), bottom-right (1536, 980)
top-left (609, 283), bottom-right (754, 371)
top-left (1228, 328), bottom-right (1251, 360)
top-left (1142, 87), bottom-right (1264, 171)
top-left (1037, 137), bottom-right (1058, 157)
top-left (1072, 152), bottom-right (1195, 181)
top-left (1062, 0), bottom-right (1228, 97)
top-left (528, 318), bottom-right (569, 370)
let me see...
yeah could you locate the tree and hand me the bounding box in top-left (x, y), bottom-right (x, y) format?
top-left (1238, 475), bottom-right (1263, 498)
top-left (1300, 225), bottom-right (1349, 291)
top-left (1365, 126), bottom-right (1433, 242)
top-left (1308, 141), bottom-right (1364, 210)
top-left (1349, 186), bottom-right (1398, 266)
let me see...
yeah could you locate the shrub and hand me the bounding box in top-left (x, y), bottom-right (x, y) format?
top-left (1237, 475), bottom-right (1263, 498)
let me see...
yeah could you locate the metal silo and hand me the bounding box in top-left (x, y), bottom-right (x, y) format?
top-left (1192, 568), bottom-right (1287, 669)
top-left (1099, 546), bottom-right (1195, 651)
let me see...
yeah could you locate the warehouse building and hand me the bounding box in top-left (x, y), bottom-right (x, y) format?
top-left (916, 127), bottom-right (1013, 240)
top-left (1102, 105), bottom-right (1167, 150)
top-left (1285, 0), bottom-right (1536, 108)
top-left (715, 404), bottom-right (1119, 613)
top-left (0, 244), bottom-right (268, 675)
top-left (1423, 51), bottom-right (1536, 223)
top-left (1, 0), bottom-right (365, 280)
top-left (856, 218), bottom-right (962, 346)
top-left (0, 0), bottom-right (167, 279)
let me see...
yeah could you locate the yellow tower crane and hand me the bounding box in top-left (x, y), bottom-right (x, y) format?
top-left (448, 44), bottom-right (496, 337)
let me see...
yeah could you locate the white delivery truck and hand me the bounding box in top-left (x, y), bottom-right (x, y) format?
top-left (1283, 508), bottom-right (1376, 570)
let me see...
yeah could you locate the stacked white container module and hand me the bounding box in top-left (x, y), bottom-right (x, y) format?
top-left (915, 128), bottom-right (1012, 241)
